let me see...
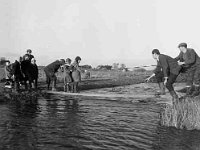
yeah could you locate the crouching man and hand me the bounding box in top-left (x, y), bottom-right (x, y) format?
top-left (152, 49), bottom-right (181, 104)
top-left (44, 59), bottom-right (65, 91)
top-left (175, 43), bottom-right (200, 96)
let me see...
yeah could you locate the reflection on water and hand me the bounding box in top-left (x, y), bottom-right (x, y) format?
top-left (0, 94), bottom-right (200, 150)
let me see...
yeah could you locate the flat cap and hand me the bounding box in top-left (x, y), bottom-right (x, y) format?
top-left (178, 43), bottom-right (187, 48)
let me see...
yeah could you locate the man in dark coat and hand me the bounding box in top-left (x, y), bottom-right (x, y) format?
top-left (21, 55), bottom-right (32, 89)
top-left (44, 59), bottom-right (65, 91)
top-left (152, 49), bottom-right (181, 104)
top-left (175, 43), bottom-right (200, 96)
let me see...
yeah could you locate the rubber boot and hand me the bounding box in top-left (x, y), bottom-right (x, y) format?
top-left (169, 90), bottom-right (179, 105)
top-left (155, 82), bottom-right (165, 96)
top-left (159, 82), bottom-right (165, 95)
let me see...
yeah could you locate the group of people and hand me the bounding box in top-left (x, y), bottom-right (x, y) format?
top-left (4, 49), bottom-right (82, 93)
top-left (4, 42), bottom-right (200, 101)
top-left (43, 56), bottom-right (82, 93)
top-left (146, 42), bottom-right (200, 104)
top-left (4, 49), bottom-right (38, 91)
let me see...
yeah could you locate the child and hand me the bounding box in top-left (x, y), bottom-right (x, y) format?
top-left (4, 60), bottom-right (13, 88)
top-left (62, 58), bottom-right (72, 92)
top-left (30, 58), bottom-right (38, 89)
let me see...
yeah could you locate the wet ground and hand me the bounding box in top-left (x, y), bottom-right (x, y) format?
top-left (0, 91), bottom-right (200, 150)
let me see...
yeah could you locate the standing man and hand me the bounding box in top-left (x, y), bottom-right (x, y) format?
top-left (23, 49), bottom-right (34, 62)
top-left (44, 59), bottom-right (65, 91)
top-left (175, 43), bottom-right (200, 96)
top-left (152, 49), bottom-right (181, 104)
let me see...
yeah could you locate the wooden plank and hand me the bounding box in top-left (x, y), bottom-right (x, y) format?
top-left (44, 90), bottom-right (170, 100)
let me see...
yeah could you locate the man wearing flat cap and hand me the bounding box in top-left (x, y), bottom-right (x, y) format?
top-left (23, 49), bottom-right (34, 62)
top-left (175, 42), bottom-right (200, 96)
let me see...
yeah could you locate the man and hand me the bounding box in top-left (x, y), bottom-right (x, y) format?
top-left (175, 43), bottom-right (200, 96)
top-left (152, 49), bottom-right (181, 104)
top-left (23, 49), bottom-right (34, 62)
top-left (21, 55), bottom-right (32, 89)
top-left (145, 61), bottom-right (165, 95)
top-left (44, 59), bottom-right (65, 91)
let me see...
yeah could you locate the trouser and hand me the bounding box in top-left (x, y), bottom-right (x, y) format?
top-left (183, 65), bottom-right (200, 87)
top-left (166, 73), bottom-right (179, 92)
top-left (155, 71), bottom-right (164, 83)
top-left (44, 69), bottom-right (57, 90)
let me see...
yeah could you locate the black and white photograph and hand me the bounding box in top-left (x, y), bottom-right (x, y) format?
top-left (0, 0), bottom-right (200, 149)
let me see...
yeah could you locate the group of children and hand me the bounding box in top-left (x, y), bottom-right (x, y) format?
top-left (4, 49), bottom-right (38, 91)
top-left (43, 56), bottom-right (82, 93)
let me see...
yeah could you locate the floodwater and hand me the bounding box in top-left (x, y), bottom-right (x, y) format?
top-left (0, 94), bottom-right (200, 150)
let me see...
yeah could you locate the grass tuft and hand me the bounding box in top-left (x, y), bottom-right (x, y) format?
top-left (160, 96), bottom-right (200, 130)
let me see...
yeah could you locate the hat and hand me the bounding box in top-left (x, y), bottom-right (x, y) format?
top-left (27, 49), bottom-right (32, 53)
top-left (178, 43), bottom-right (187, 48)
top-left (75, 56), bottom-right (81, 61)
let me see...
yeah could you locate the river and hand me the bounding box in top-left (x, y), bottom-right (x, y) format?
top-left (0, 94), bottom-right (200, 150)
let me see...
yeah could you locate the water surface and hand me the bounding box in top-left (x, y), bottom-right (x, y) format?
top-left (0, 94), bottom-right (200, 150)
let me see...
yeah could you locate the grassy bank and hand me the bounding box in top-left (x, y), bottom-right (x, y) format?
top-left (160, 96), bottom-right (200, 130)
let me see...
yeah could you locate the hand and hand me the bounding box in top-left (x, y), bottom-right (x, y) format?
top-left (178, 61), bottom-right (185, 66)
top-left (164, 77), bottom-right (168, 85)
top-left (145, 77), bottom-right (151, 82)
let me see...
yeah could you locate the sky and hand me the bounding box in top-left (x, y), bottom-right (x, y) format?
top-left (0, 0), bottom-right (200, 68)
